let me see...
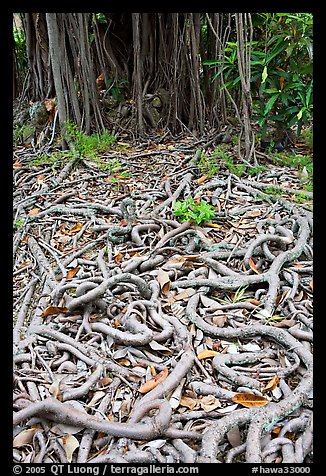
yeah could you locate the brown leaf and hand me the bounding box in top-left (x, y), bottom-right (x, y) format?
top-left (248, 258), bottom-right (260, 274)
top-left (97, 377), bottom-right (113, 387)
top-left (66, 268), bottom-right (80, 279)
top-left (157, 268), bottom-right (171, 295)
top-left (245, 299), bottom-right (261, 306)
top-left (309, 280), bottom-right (313, 291)
top-left (118, 359), bottom-right (131, 367)
top-left (61, 434), bottom-right (79, 463)
top-left (44, 98), bottom-right (56, 112)
top-left (197, 175), bottom-right (209, 184)
top-left (180, 396), bottom-right (200, 410)
top-left (272, 319), bottom-right (296, 328)
top-left (231, 393), bottom-right (269, 408)
top-left (200, 395), bottom-right (221, 411)
top-left (197, 349), bottom-right (220, 360)
top-left (114, 251), bottom-right (124, 264)
top-left (13, 161), bottom-right (23, 168)
top-left (174, 288), bottom-right (196, 301)
top-left (13, 428), bottom-right (38, 447)
top-left (42, 306), bottom-right (69, 317)
top-left (138, 368), bottom-right (169, 394)
top-left (263, 375), bottom-right (279, 394)
top-left (36, 175), bottom-right (46, 183)
top-left (150, 364), bottom-right (157, 376)
top-left (206, 223), bottom-right (222, 228)
top-left (68, 223), bottom-right (83, 235)
top-left (211, 314), bottom-right (227, 327)
top-left (49, 380), bottom-right (63, 401)
top-left (27, 208), bottom-right (40, 216)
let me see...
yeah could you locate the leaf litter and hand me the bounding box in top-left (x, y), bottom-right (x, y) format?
top-left (13, 137), bottom-right (313, 463)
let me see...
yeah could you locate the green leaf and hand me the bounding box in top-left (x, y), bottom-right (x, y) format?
top-left (264, 93), bottom-right (280, 115)
top-left (297, 109), bottom-right (303, 120)
top-left (262, 66), bottom-right (268, 84)
top-left (264, 89), bottom-right (280, 94)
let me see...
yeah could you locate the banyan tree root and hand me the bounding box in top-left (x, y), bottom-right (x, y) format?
top-left (13, 140), bottom-right (313, 463)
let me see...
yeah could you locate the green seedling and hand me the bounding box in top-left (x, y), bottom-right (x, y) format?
top-left (13, 217), bottom-right (25, 229)
top-left (215, 285), bottom-right (251, 304)
top-left (173, 197), bottom-right (215, 225)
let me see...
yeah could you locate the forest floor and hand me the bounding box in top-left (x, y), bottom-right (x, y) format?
top-left (13, 136), bottom-right (313, 464)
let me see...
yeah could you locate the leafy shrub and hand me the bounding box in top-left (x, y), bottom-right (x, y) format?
top-left (203, 13), bottom-right (313, 139)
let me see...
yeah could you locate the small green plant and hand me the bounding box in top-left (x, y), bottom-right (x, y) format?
top-left (270, 152), bottom-right (313, 191)
top-left (300, 127), bottom-right (313, 149)
top-left (13, 217), bottom-right (25, 230)
top-left (212, 145), bottom-right (246, 177)
top-left (109, 170), bottom-right (131, 182)
top-left (95, 158), bottom-right (122, 173)
top-left (64, 121), bottom-right (116, 158)
top-left (215, 285), bottom-right (252, 304)
top-left (194, 149), bottom-right (220, 177)
top-left (173, 197), bottom-right (215, 225)
top-left (29, 153), bottom-right (68, 167)
top-left (246, 165), bottom-right (268, 176)
top-left (13, 124), bottom-right (35, 145)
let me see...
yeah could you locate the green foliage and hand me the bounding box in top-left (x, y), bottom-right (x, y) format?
top-left (195, 146), bottom-right (267, 179)
top-left (216, 285), bottom-right (251, 304)
top-left (173, 197), bottom-right (215, 225)
top-left (13, 21), bottom-right (28, 81)
top-left (105, 78), bottom-right (129, 103)
top-left (109, 170), bottom-right (131, 182)
top-left (300, 127), bottom-right (313, 149)
top-left (203, 13), bottom-right (313, 138)
top-left (29, 122), bottom-right (116, 170)
top-left (270, 152), bottom-right (313, 191)
top-left (214, 146), bottom-right (246, 177)
top-left (252, 13), bottom-right (313, 138)
top-left (64, 121), bottom-right (116, 158)
top-left (29, 153), bottom-right (67, 167)
top-left (13, 217), bottom-right (25, 230)
top-left (195, 149), bottom-right (220, 177)
top-left (13, 124), bottom-right (35, 145)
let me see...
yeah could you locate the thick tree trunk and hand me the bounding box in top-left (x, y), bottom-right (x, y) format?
top-left (45, 13), bottom-right (68, 133)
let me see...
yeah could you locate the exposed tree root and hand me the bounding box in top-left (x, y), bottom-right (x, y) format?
top-left (13, 139), bottom-right (313, 463)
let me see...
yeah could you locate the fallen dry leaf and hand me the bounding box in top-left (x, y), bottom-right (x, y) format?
top-left (245, 298), bottom-right (261, 306)
top-left (157, 268), bottom-right (171, 295)
top-left (206, 223), bottom-right (222, 228)
top-left (49, 380), bottom-right (63, 401)
top-left (248, 257), bottom-right (260, 274)
top-left (61, 434), bottom-right (79, 463)
top-left (88, 390), bottom-right (106, 407)
top-left (42, 306), bottom-right (69, 317)
top-left (180, 395), bottom-right (200, 410)
top-left (197, 175), bottom-right (209, 184)
top-left (263, 375), bottom-right (279, 394)
top-left (66, 268), bottom-right (80, 279)
top-left (138, 368), bottom-right (169, 394)
top-left (27, 208), bottom-right (40, 216)
top-left (197, 349), bottom-right (220, 360)
top-left (68, 223), bottom-right (83, 235)
top-left (200, 395), bottom-right (221, 411)
top-left (97, 377), bottom-right (113, 387)
top-left (150, 364), bottom-right (157, 377)
top-left (114, 251), bottom-right (124, 264)
top-left (13, 428), bottom-right (38, 447)
top-left (231, 393), bottom-right (269, 408)
top-left (36, 175), bottom-right (46, 183)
